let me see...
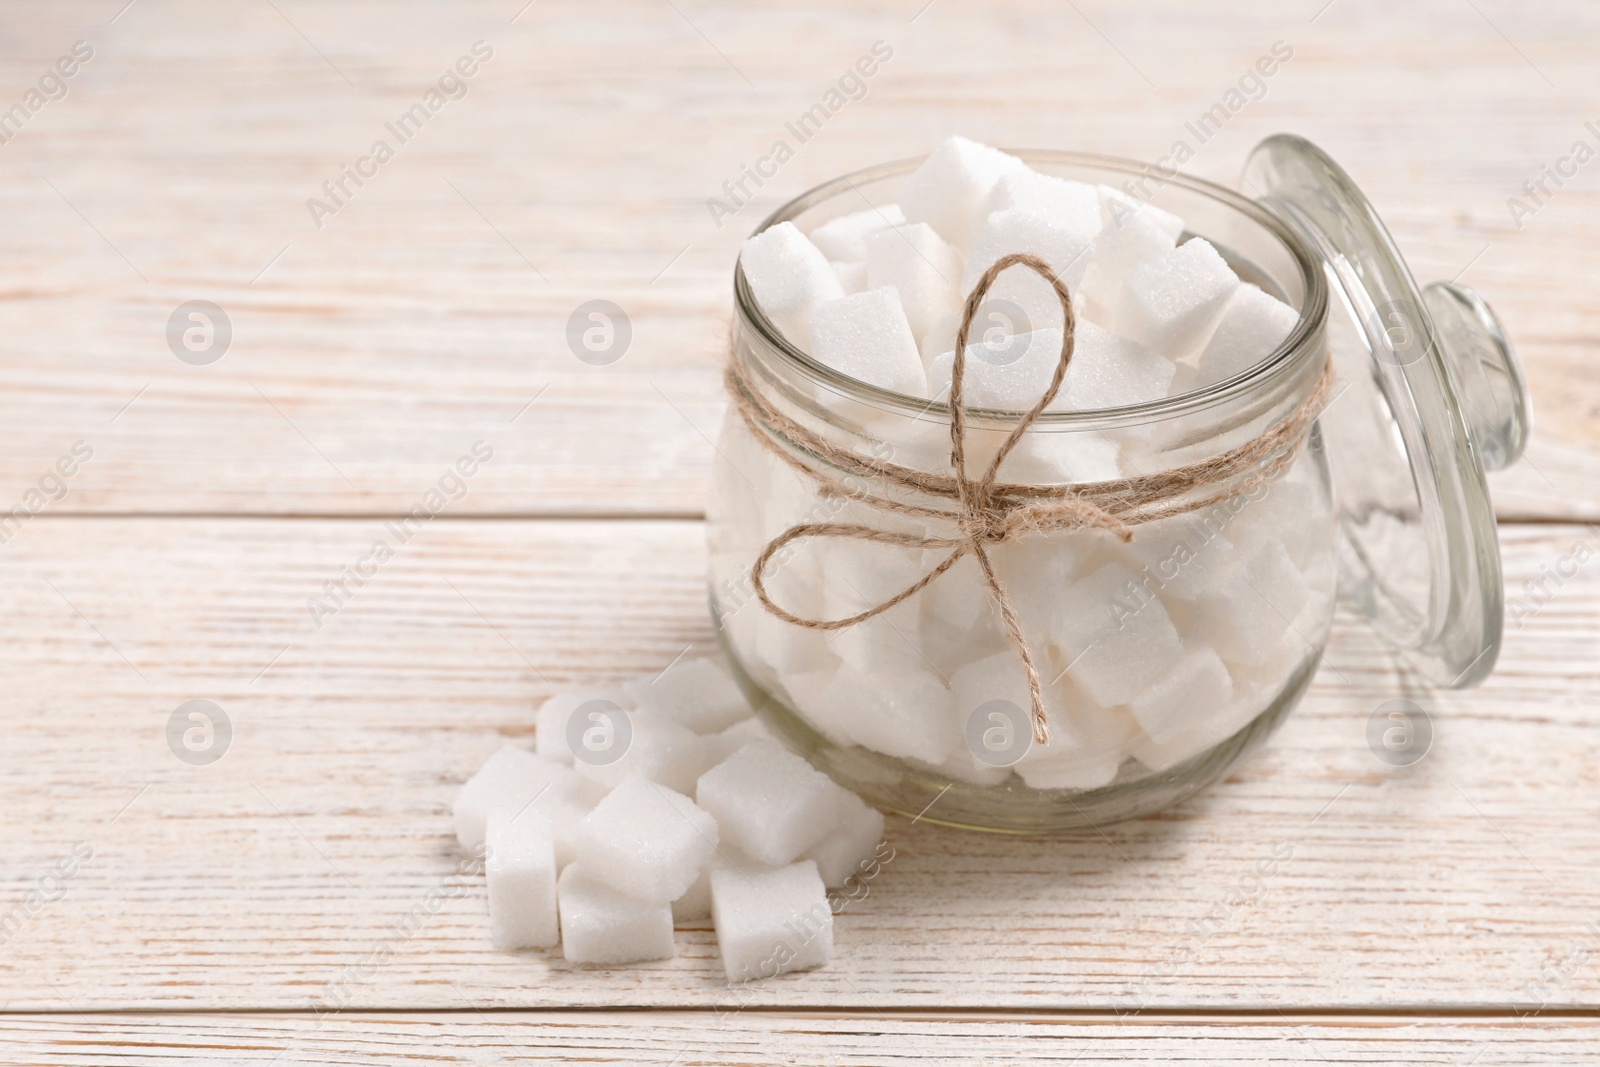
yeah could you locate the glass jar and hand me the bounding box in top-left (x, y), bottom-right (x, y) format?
top-left (707, 139), bottom-right (1527, 833)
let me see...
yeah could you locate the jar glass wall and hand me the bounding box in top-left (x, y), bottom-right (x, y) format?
top-left (709, 152), bottom-right (1337, 833)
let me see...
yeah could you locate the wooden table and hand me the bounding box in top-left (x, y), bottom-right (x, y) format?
top-left (1, 0), bottom-right (1596, 1061)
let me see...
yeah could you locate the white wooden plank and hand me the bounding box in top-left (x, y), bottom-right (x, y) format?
top-left (0, 0), bottom-right (1591, 517)
top-left (1, 1012), bottom-right (1598, 1066)
top-left (0, 518), bottom-right (1596, 1010)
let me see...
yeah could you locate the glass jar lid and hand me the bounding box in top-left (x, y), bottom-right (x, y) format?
top-left (1243, 134), bottom-right (1530, 688)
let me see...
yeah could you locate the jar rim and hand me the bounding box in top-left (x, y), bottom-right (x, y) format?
top-left (733, 148), bottom-right (1329, 427)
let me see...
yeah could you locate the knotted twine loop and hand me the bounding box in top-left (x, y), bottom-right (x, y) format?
top-left (729, 251), bottom-right (1333, 746)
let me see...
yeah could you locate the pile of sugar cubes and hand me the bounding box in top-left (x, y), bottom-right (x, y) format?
top-left (739, 134), bottom-right (1299, 406)
top-left (452, 652), bottom-right (886, 981)
top-left (710, 135), bottom-right (1338, 793)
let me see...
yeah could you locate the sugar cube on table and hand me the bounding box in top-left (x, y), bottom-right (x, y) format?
top-left (701, 716), bottom-right (778, 767)
top-left (1195, 283), bottom-right (1300, 385)
top-left (710, 860), bottom-right (833, 982)
top-left (963, 209), bottom-right (1095, 334)
top-left (1193, 540), bottom-right (1309, 668)
top-left (696, 739), bottom-right (855, 866)
top-left (807, 287), bottom-right (928, 396)
top-left (982, 170), bottom-right (1103, 236)
top-left (1121, 238), bottom-right (1240, 358)
top-left (453, 745), bottom-right (598, 853)
top-left (1051, 561), bottom-right (1185, 708)
top-left (1078, 210), bottom-right (1178, 323)
top-left (865, 222), bottom-right (963, 339)
top-left (485, 810), bottom-right (558, 950)
top-left (557, 864), bottom-right (676, 965)
top-left (831, 259), bottom-right (868, 295)
top-left (575, 776), bottom-right (719, 903)
top-left (671, 863), bottom-right (713, 924)
top-left (740, 221), bottom-right (845, 344)
top-left (571, 714), bottom-right (712, 797)
top-left (809, 203), bottom-right (905, 262)
top-left (1098, 185), bottom-right (1187, 243)
top-left (897, 135), bottom-right (1028, 249)
top-left (1128, 643), bottom-right (1234, 746)
top-left (624, 656), bottom-right (752, 735)
top-left (801, 794), bottom-right (886, 889)
top-left (535, 687), bottom-right (630, 764)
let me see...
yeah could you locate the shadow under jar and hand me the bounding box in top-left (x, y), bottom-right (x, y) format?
top-left (707, 142), bottom-right (1524, 833)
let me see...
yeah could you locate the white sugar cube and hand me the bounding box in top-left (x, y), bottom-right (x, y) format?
top-left (1122, 238), bottom-right (1240, 357)
top-left (1196, 283), bottom-right (1299, 384)
top-left (1230, 476), bottom-right (1317, 563)
top-left (485, 810), bottom-right (558, 950)
top-left (810, 204), bottom-right (905, 261)
top-left (1098, 185), bottom-right (1186, 243)
top-left (696, 739), bottom-right (854, 866)
top-left (1078, 211), bottom-right (1178, 320)
top-left (571, 714), bottom-right (712, 797)
top-left (453, 745), bottom-right (596, 853)
top-left (1015, 698), bottom-right (1137, 791)
top-left (832, 259), bottom-right (868, 295)
top-left (927, 328), bottom-right (1065, 411)
top-left (1132, 675), bottom-right (1264, 774)
top-left (741, 221), bottom-right (846, 343)
top-left (1052, 561), bottom-right (1184, 707)
top-left (575, 776), bottom-right (719, 903)
top-left (823, 663), bottom-right (959, 766)
top-left (702, 715), bottom-right (778, 767)
top-left (808, 287), bottom-right (929, 396)
top-left (1128, 644), bottom-right (1234, 746)
top-left (711, 860), bottom-right (833, 982)
top-left (802, 794), bottom-right (885, 889)
top-left (671, 863), bottom-right (713, 924)
top-left (775, 665), bottom-right (858, 749)
top-left (1114, 520), bottom-right (1238, 601)
top-left (1053, 321), bottom-right (1175, 410)
top-left (962, 209), bottom-right (1094, 334)
top-left (983, 170), bottom-right (1102, 236)
top-left (1006, 429), bottom-right (1124, 485)
top-left (865, 222), bottom-right (962, 339)
top-left (919, 310), bottom-right (961, 372)
top-left (1195, 540), bottom-right (1309, 667)
top-left (557, 864), bottom-right (675, 965)
top-left (897, 135), bottom-right (1028, 249)
top-left (625, 656), bottom-right (752, 735)
top-left (535, 688), bottom-right (630, 764)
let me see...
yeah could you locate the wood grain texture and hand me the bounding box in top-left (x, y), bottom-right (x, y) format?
top-left (3, 1012), bottom-right (1599, 1066)
top-left (1, 517), bottom-right (1597, 1011)
top-left (0, 0), bottom-right (1591, 517)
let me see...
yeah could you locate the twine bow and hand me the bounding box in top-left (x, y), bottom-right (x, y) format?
top-left (729, 252), bottom-right (1331, 746)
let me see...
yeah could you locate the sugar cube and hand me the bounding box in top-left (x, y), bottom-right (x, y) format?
top-left (1051, 561), bottom-right (1185, 707)
top-left (571, 714), bottom-right (712, 797)
top-left (741, 221), bottom-right (845, 343)
top-left (557, 864), bottom-right (675, 965)
top-left (625, 656), bottom-right (752, 735)
top-left (696, 739), bottom-right (854, 866)
top-left (1078, 211), bottom-right (1178, 321)
top-left (1128, 644), bottom-right (1234, 745)
top-left (453, 745), bottom-right (596, 853)
top-left (485, 810), bottom-right (558, 950)
top-left (810, 204), bottom-right (905, 261)
top-left (1053, 321), bottom-right (1176, 410)
top-left (831, 259), bottom-right (868, 295)
top-left (823, 663), bottom-right (959, 766)
top-left (535, 688), bottom-right (630, 764)
top-left (575, 776), bottom-right (719, 903)
top-left (927, 328), bottom-right (1065, 411)
top-left (1121, 238), bottom-right (1240, 357)
top-left (711, 860), bottom-right (833, 982)
top-left (1113, 519), bottom-right (1238, 602)
top-left (1097, 185), bottom-right (1186, 243)
top-left (1194, 540), bottom-right (1309, 667)
top-left (808, 287), bottom-right (929, 396)
top-left (983, 170), bottom-right (1103, 236)
top-left (671, 863), bottom-right (713, 924)
top-left (962, 209), bottom-right (1095, 334)
top-left (865, 223), bottom-right (963, 339)
top-left (1196, 283), bottom-right (1299, 384)
top-left (1006, 429), bottom-right (1124, 485)
top-left (897, 135), bottom-right (1028, 249)
top-left (801, 794), bottom-right (885, 889)
top-left (1014, 698), bottom-right (1136, 791)
top-left (702, 715), bottom-right (778, 767)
